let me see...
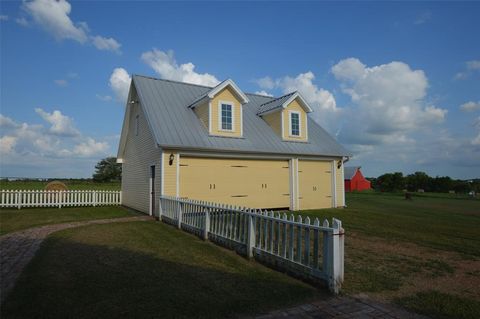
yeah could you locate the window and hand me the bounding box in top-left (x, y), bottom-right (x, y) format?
top-left (290, 112), bottom-right (300, 136)
top-left (220, 103), bottom-right (233, 131)
top-left (135, 115), bottom-right (139, 136)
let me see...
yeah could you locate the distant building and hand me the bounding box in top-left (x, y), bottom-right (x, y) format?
top-left (344, 167), bottom-right (371, 192)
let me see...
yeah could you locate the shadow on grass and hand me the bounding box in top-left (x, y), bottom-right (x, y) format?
top-left (2, 227), bottom-right (319, 319)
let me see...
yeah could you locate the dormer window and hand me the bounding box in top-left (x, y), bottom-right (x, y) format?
top-left (290, 111), bottom-right (300, 136)
top-left (220, 102), bottom-right (233, 131)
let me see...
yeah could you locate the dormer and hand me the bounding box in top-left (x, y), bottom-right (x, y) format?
top-left (189, 79), bottom-right (249, 138)
top-left (257, 92), bottom-right (312, 142)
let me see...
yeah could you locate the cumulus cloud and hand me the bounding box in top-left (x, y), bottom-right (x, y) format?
top-left (91, 35), bottom-right (121, 53)
top-left (0, 15), bottom-right (9, 21)
top-left (255, 76), bottom-right (275, 90)
top-left (141, 49), bottom-right (220, 86)
top-left (0, 136), bottom-right (18, 154)
top-left (22, 0), bottom-right (121, 53)
top-left (109, 68), bottom-right (131, 102)
top-left (15, 17), bottom-right (29, 26)
top-left (331, 58), bottom-right (447, 142)
top-left (34, 108), bottom-right (80, 136)
top-left (54, 79), bottom-right (68, 86)
top-left (0, 110), bottom-right (111, 162)
top-left (23, 0), bottom-right (88, 42)
top-left (460, 101), bottom-right (480, 112)
top-left (255, 90), bottom-right (273, 97)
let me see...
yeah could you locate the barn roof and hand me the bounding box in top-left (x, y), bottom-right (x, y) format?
top-left (119, 75), bottom-right (351, 158)
top-left (344, 167), bottom-right (360, 180)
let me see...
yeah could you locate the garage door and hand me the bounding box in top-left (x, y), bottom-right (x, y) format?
top-left (179, 157), bottom-right (290, 209)
top-left (298, 160), bottom-right (332, 210)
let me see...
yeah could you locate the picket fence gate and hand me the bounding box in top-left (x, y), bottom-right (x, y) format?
top-left (158, 195), bottom-right (345, 293)
top-left (0, 190), bottom-right (122, 209)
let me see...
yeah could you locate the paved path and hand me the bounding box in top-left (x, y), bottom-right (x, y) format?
top-left (0, 215), bottom-right (153, 303)
top-left (249, 295), bottom-right (429, 319)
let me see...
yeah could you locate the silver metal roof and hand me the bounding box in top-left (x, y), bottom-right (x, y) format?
top-left (132, 75), bottom-right (351, 157)
top-left (256, 92), bottom-right (296, 115)
top-left (344, 167), bottom-right (360, 180)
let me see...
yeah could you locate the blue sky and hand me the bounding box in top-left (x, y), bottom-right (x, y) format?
top-left (1, 1), bottom-right (479, 179)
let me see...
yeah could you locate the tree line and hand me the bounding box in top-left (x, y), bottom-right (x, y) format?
top-left (368, 171), bottom-right (480, 193)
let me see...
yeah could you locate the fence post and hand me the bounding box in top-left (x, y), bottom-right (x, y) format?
top-left (329, 218), bottom-right (342, 294)
top-left (158, 197), bottom-right (163, 221)
top-left (203, 209), bottom-right (210, 240)
top-left (246, 212), bottom-right (255, 258)
top-left (16, 191), bottom-right (21, 210)
top-left (93, 191), bottom-right (97, 207)
top-left (177, 202), bottom-right (183, 229)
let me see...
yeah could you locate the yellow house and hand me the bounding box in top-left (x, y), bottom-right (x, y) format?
top-left (117, 75), bottom-right (351, 215)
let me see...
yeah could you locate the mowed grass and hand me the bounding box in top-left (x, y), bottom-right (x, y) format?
top-left (0, 180), bottom-right (121, 190)
top-left (0, 206), bottom-right (136, 235)
top-left (300, 192), bottom-right (480, 257)
top-left (296, 192), bottom-right (480, 319)
top-left (1, 221), bottom-right (320, 319)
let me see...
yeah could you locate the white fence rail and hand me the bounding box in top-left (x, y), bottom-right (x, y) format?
top-left (159, 195), bottom-right (345, 293)
top-left (0, 190), bottom-right (122, 209)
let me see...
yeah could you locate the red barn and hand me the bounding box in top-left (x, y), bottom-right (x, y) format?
top-left (344, 167), bottom-right (371, 192)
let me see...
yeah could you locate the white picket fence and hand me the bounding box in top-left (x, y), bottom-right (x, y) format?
top-left (158, 195), bottom-right (345, 293)
top-left (0, 190), bottom-right (122, 209)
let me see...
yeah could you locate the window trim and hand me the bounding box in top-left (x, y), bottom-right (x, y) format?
top-left (289, 111), bottom-right (301, 137)
top-left (218, 100), bottom-right (235, 132)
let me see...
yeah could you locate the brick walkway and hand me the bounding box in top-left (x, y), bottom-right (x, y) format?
top-left (0, 215), bottom-right (153, 303)
top-left (249, 295), bottom-right (429, 319)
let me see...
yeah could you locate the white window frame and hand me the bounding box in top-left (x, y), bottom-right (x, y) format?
top-left (218, 100), bottom-right (235, 132)
top-left (289, 111), bottom-right (301, 137)
top-left (135, 114), bottom-right (139, 136)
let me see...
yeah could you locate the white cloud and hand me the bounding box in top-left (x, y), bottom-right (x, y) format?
top-left (54, 79), bottom-right (68, 86)
top-left (23, 0), bottom-right (88, 43)
top-left (466, 60), bottom-right (480, 70)
top-left (0, 136), bottom-right (17, 154)
top-left (22, 0), bottom-right (121, 53)
top-left (255, 90), bottom-right (273, 97)
top-left (454, 59), bottom-right (480, 80)
top-left (91, 35), bottom-right (121, 53)
top-left (15, 17), bottom-right (29, 26)
top-left (141, 49), bottom-right (220, 87)
top-left (255, 76), bottom-right (275, 90)
top-left (0, 15), bottom-right (9, 21)
top-left (460, 101), bottom-right (480, 112)
top-left (0, 115), bottom-right (19, 128)
top-left (109, 68), bottom-right (131, 102)
top-left (34, 108), bottom-right (80, 136)
top-left (472, 133), bottom-right (480, 146)
top-left (73, 138), bottom-right (108, 157)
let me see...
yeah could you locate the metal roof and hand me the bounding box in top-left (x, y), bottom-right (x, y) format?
top-left (344, 167), bottom-right (360, 180)
top-left (131, 75), bottom-right (351, 157)
top-left (256, 92), bottom-right (296, 115)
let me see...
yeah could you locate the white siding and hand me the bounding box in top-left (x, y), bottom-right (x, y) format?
top-left (121, 100), bottom-right (161, 214)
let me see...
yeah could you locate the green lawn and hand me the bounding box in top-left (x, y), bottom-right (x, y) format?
top-left (295, 192), bottom-right (480, 319)
top-left (0, 180), bottom-right (121, 190)
top-left (1, 221), bottom-right (321, 319)
top-left (0, 206), bottom-right (136, 235)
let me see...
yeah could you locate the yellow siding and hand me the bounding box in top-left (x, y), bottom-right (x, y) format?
top-left (336, 162), bottom-right (344, 207)
top-left (210, 87), bottom-right (243, 137)
top-left (179, 157), bottom-right (289, 209)
top-left (193, 101), bottom-right (209, 130)
top-left (163, 151), bottom-right (178, 196)
top-left (298, 160), bottom-right (332, 210)
top-left (282, 99), bottom-right (308, 142)
top-left (262, 111), bottom-right (282, 136)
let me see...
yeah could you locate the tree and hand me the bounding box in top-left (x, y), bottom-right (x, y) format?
top-left (376, 172), bottom-right (405, 192)
top-left (93, 157), bottom-right (122, 182)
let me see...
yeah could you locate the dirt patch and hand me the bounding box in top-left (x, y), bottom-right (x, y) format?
top-left (344, 231), bottom-right (480, 302)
